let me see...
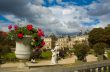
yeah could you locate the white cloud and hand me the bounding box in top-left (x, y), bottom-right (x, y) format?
top-left (3, 14), bottom-right (29, 27)
top-left (2, 0), bottom-right (108, 35)
top-left (32, 0), bottom-right (44, 6)
top-left (62, 9), bottom-right (73, 15)
top-left (30, 5), bottom-right (98, 34)
top-left (3, 3), bottom-right (98, 35)
top-left (87, 0), bottom-right (110, 28)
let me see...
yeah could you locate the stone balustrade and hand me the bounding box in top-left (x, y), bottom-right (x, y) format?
top-left (64, 60), bottom-right (110, 72)
top-left (29, 60), bottom-right (110, 72)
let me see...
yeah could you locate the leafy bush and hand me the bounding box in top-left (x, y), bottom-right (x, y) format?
top-left (74, 43), bottom-right (90, 61)
top-left (93, 43), bottom-right (107, 55)
top-left (1, 52), bottom-right (17, 62)
top-left (2, 46), bottom-right (11, 54)
top-left (6, 53), bottom-right (16, 59)
top-left (88, 49), bottom-right (95, 54)
top-left (2, 52), bottom-right (16, 59)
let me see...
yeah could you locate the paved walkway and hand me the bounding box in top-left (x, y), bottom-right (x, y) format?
top-left (0, 55), bottom-right (97, 68)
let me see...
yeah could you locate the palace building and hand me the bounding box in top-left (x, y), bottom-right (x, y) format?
top-left (43, 35), bottom-right (88, 49)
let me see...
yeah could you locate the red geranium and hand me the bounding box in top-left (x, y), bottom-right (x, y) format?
top-left (26, 24), bottom-right (33, 31)
top-left (18, 33), bottom-right (23, 38)
top-left (14, 25), bottom-right (18, 30)
top-left (41, 40), bottom-right (45, 46)
top-left (8, 24), bottom-right (45, 50)
top-left (37, 28), bottom-right (44, 37)
top-left (8, 25), bottom-right (12, 30)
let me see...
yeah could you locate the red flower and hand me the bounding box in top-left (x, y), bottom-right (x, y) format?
top-left (41, 41), bottom-right (45, 46)
top-left (26, 24), bottom-right (33, 31)
top-left (37, 28), bottom-right (44, 37)
top-left (18, 33), bottom-right (23, 38)
top-left (8, 25), bottom-right (12, 30)
top-left (14, 25), bottom-right (18, 30)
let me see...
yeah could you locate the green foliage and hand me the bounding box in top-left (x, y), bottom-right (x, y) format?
top-left (2, 46), bottom-right (11, 54)
top-left (93, 43), bottom-right (107, 55)
top-left (88, 49), bottom-right (95, 54)
top-left (107, 51), bottom-right (110, 59)
top-left (74, 43), bottom-right (90, 61)
top-left (104, 26), bottom-right (110, 46)
top-left (88, 26), bottom-right (110, 47)
top-left (88, 28), bottom-right (106, 46)
top-left (88, 25), bottom-right (110, 60)
top-left (5, 53), bottom-right (16, 59)
top-left (41, 50), bottom-right (52, 59)
top-left (0, 31), bottom-right (15, 51)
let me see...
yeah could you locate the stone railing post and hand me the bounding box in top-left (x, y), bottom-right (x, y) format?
top-left (98, 67), bottom-right (102, 72)
top-left (85, 69), bottom-right (91, 72)
top-left (103, 66), bottom-right (107, 72)
top-left (91, 68), bottom-right (96, 72)
top-left (108, 65), bottom-right (110, 72)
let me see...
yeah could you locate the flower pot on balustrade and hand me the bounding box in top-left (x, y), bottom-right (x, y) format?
top-left (15, 41), bottom-right (31, 68)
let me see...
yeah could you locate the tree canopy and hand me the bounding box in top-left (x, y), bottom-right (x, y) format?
top-left (0, 31), bottom-right (15, 54)
top-left (88, 25), bottom-right (110, 47)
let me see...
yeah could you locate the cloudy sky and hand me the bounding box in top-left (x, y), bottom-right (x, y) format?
top-left (0, 0), bottom-right (110, 35)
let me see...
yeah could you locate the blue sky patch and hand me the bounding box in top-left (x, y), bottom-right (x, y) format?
top-left (82, 18), bottom-right (100, 26)
top-left (0, 15), bottom-right (12, 23)
top-left (42, 0), bottom-right (99, 7)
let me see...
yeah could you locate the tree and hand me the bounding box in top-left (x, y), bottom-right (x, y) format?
top-left (93, 43), bottom-right (108, 60)
top-left (93, 43), bottom-right (107, 55)
top-left (88, 28), bottom-right (106, 47)
top-left (74, 43), bottom-right (90, 61)
top-left (0, 31), bottom-right (15, 54)
top-left (104, 26), bottom-right (110, 46)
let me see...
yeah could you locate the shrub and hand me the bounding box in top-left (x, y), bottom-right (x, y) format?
top-left (1, 52), bottom-right (16, 62)
top-left (93, 43), bottom-right (107, 55)
top-left (74, 43), bottom-right (90, 61)
top-left (2, 46), bottom-right (11, 54)
top-left (5, 53), bottom-right (16, 59)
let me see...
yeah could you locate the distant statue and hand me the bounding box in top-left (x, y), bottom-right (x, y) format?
top-left (51, 44), bottom-right (60, 65)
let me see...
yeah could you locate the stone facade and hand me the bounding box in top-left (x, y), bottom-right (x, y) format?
top-left (43, 35), bottom-right (88, 49)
